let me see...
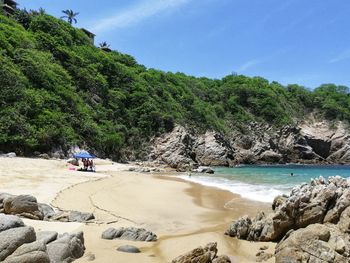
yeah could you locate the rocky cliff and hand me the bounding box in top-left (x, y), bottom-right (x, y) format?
top-left (149, 118), bottom-right (350, 169)
top-left (225, 176), bottom-right (350, 262)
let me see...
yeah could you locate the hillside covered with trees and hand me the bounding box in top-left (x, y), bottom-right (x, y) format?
top-left (0, 10), bottom-right (349, 160)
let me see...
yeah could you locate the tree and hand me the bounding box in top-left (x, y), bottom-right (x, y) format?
top-left (61, 9), bottom-right (79, 25)
top-left (99, 41), bottom-right (110, 49)
top-left (99, 41), bottom-right (111, 52)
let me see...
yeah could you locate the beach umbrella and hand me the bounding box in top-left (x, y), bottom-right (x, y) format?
top-left (73, 151), bottom-right (97, 159)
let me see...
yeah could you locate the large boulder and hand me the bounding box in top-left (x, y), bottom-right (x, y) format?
top-left (3, 195), bottom-right (43, 220)
top-left (2, 240), bottom-right (50, 263)
top-left (101, 227), bottom-right (157, 242)
top-left (171, 242), bottom-right (231, 263)
top-left (46, 231), bottom-right (85, 263)
top-left (0, 226), bottom-right (36, 261)
top-left (275, 224), bottom-right (350, 263)
top-left (0, 214), bottom-right (24, 233)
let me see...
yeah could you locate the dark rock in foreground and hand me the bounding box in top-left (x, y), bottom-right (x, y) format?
top-left (47, 231), bottom-right (85, 263)
top-left (0, 192), bottom-right (95, 223)
top-left (0, 226), bottom-right (36, 261)
top-left (117, 245), bottom-right (141, 253)
top-left (3, 195), bottom-right (43, 220)
top-left (226, 176), bottom-right (350, 263)
top-left (275, 224), bottom-right (350, 263)
top-left (171, 242), bottom-right (231, 263)
top-left (0, 214), bottom-right (25, 232)
top-left (0, 214), bottom-right (85, 263)
top-left (102, 227), bottom-right (157, 242)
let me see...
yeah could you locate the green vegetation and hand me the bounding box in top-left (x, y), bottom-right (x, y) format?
top-left (0, 11), bottom-right (349, 159)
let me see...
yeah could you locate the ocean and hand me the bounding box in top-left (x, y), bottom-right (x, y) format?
top-left (178, 165), bottom-right (350, 203)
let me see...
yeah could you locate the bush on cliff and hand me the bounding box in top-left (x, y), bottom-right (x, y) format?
top-left (0, 11), bottom-right (349, 159)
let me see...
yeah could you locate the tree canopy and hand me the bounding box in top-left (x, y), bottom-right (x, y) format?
top-left (0, 11), bottom-right (349, 159)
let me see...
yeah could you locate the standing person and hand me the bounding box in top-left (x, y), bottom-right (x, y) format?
top-left (88, 159), bottom-right (95, 172)
top-left (82, 158), bottom-right (88, 171)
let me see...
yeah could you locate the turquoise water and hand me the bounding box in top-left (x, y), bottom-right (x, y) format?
top-left (179, 165), bottom-right (350, 203)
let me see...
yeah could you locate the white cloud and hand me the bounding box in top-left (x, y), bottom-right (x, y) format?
top-left (91, 0), bottom-right (190, 33)
top-left (237, 59), bottom-right (262, 72)
top-left (329, 49), bottom-right (350, 63)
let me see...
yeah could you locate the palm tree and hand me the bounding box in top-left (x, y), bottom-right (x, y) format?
top-left (61, 9), bottom-right (79, 24)
top-left (99, 41), bottom-right (112, 52)
top-left (99, 41), bottom-right (110, 49)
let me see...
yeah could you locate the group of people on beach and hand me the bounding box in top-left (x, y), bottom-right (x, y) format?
top-left (81, 158), bottom-right (95, 172)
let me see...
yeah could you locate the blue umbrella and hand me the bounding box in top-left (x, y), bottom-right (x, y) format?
top-left (73, 151), bottom-right (97, 159)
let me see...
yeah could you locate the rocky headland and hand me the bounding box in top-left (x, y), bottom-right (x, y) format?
top-left (225, 176), bottom-right (350, 262)
top-left (149, 119), bottom-right (350, 170)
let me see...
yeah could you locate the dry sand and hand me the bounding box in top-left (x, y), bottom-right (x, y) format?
top-left (0, 157), bottom-right (275, 262)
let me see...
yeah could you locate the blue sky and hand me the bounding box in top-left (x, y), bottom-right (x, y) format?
top-left (18, 0), bottom-right (350, 88)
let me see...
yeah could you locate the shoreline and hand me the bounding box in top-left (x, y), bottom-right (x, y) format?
top-left (0, 157), bottom-right (275, 262)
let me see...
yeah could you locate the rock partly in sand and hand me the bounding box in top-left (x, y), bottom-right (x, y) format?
top-left (6, 152), bottom-right (16, 158)
top-left (256, 250), bottom-right (273, 262)
top-left (2, 240), bottom-right (50, 263)
top-left (46, 231), bottom-right (85, 263)
top-left (101, 227), bottom-right (157, 242)
top-left (275, 224), bottom-right (350, 263)
top-left (0, 214), bottom-right (24, 232)
top-left (49, 210), bottom-right (95, 222)
top-left (3, 195), bottom-right (43, 220)
top-left (38, 203), bottom-right (56, 220)
top-left (0, 226), bottom-right (36, 261)
top-left (171, 242), bottom-right (231, 263)
top-left (116, 245), bottom-right (141, 253)
top-left (67, 158), bottom-right (79, 166)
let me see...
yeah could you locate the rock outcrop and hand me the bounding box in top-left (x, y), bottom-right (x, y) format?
top-left (149, 119), bottom-right (350, 168)
top-left (101, 227), bottom-right (157, 242)
top-left (171, 242), bottom-right (231, 263)
top-left (0, 192), bottom-right (94, 223)
top-left (275, 224), bottom-right (350, 263)
top-left (0, 214), bottom-right (85, 263)
top-left (226, 176), bottom-right (350, 263)
top-left (226, 176), bottom-right (350, 242)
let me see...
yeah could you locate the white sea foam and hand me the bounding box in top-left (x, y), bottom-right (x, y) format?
top-left (178, 174), bottom-right (291, 203)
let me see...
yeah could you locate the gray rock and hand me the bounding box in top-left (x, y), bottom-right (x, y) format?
top-left (6, 152), bottom-right (16, 158)
top-left (68, 211), bottom-right (95, 222)
top-left (226, 176), bottom-right (350, 242)
top-left (3, 240), bottom-right (50, 263)
top-left (38, 203), bottom-right (56, 220)
top-left (172, 242), bottom-right (231, 263)
top-left (49, 211), bottom-right (94, 222)
top-left (195, 166), bottom-right (215, 174)
top-left (4, 195), bottom-right (43, 220)
top-left (116, 245), bottom-right (141, 253)
top-left (47, 231), bottom-right (85, 263)
top-left (101, 227), bottom-right (157, 242)
top-left (36, 231), bottom-right (58, 244)
top-left (39, 154), bottom-right (50, 159)
top-left (0, 214), bottom-right (24, 233)
top-left (0, 226), bottom-right (36, 261)
top-left (275, 224), bottom-right (350, 263)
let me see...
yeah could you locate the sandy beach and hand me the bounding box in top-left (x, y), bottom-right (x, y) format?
top-left (0, 157), bottom-right (275, 262)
